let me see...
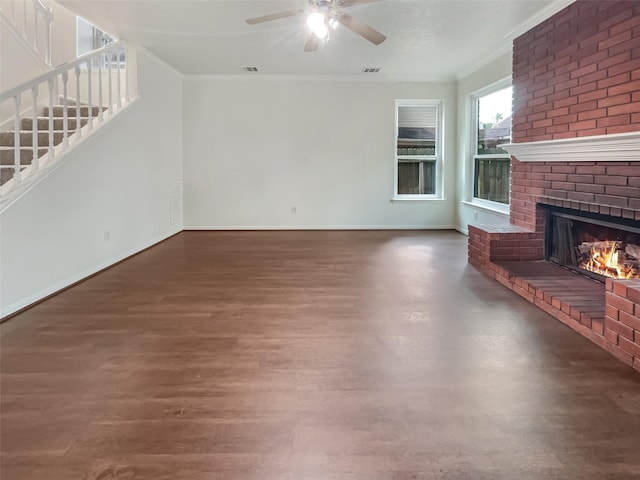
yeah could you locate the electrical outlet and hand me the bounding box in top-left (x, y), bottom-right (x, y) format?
top-left (473, 211), bottom-right (478, 221)
top-left (291, 206), bottom-right (297, 214)
top-left (104, 230), bottom-right (111, 241)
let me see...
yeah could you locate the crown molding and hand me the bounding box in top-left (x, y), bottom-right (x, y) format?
top-left (505, 0), bottom-right (576, 41)
top-left (136, 46), bottom-right (184, 77)
top-left (184, 73), bottom-right (456, 83)
top-left (455, 44), bottom-right (512, 81)
top-left (455, 1), bottom-right (576, 81)
top-left (502, 131), bottom-right (640, 163)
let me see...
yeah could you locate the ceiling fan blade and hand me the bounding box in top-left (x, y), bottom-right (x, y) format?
top-left (339, 13), bottom-right (386, 45)
top-left (338, 0), bottom-right (382, 7)
top-left (304, 32), bottom-right (319, 52)
top-left (246, 10), bottom-right (302, 25)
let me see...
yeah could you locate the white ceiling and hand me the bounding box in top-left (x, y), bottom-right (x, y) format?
top-left (57, 0), bottom-right (570, 79)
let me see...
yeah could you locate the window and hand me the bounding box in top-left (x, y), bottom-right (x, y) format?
top-left (472, 85), bottom-right (512, 205)
top-left (395, 100), bottom-right (442, 198)
top-left (76, 17), bottom-right (124, 66)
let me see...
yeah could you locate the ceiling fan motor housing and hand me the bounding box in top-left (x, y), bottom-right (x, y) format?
top-left (246, 0), bottom-right (386, 50)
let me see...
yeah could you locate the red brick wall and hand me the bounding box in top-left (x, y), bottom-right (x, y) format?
top-left (469, 0), bottom-right (640, 374)
top-left (468, 224), bottom-right (544, 268)
top-left (513, 0), bottom-right (640, 143)
top-left (510, 161), bottom-right (640, 231)
top-left (510, 0), bottom-right (640, 231)
top-left (603, 279), bottom-right (640, 372)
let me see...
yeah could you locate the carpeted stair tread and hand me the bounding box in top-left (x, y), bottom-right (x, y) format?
top-left (21, 117), bottom-right (87, 130)
top-left (0, 131), bottom-right (66, 147)
top-left (58, 96), bottom-right (84, 106)
top-left (1, 101), bottom-right (108, 187)
top-left (0, 166), bottom-right (28, 184)
top-left (0, 148), bottom-right (48, 165)
top-left (44, 105), bottom-right (105, 117)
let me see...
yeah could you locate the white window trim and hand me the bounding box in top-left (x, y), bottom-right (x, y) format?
top-left (393, 99), bottom-right (444, 201)
top-left (76, 16), bottom-right (122, 70)
top-left (469, 78), bottom-right (512, 210)
top-left (462, 198), bottom-right (509, 215)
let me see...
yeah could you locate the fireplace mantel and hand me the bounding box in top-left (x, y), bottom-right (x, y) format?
top-left (502, 131), bottom-right (640, 162)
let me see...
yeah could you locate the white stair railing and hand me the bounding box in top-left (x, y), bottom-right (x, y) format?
top-left (0, 41), bottom-right (133, 196)
top-left (1, 0), bottom-right (54, 66)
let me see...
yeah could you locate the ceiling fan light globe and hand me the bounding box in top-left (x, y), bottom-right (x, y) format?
top-left (315, 23), bottom-right (329, 39)
top-left (307, 12), bottom-right (329, 39)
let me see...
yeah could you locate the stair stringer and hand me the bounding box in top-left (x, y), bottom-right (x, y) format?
top-left (0, 46), bottom-right (183, 319)
top-left (0, 96), bottom-right (139, 213)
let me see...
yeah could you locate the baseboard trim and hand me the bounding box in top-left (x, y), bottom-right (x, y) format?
top-left (0, 228), bottom-right (182, 321)
top-left (185, 225), bottom-right (458, 231)
top-left (1, 226), bottom-right (462, 319)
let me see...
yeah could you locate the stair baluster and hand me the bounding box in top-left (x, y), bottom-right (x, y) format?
top-left (62, 72), bottom-right (69, 148)
top-left (13, 96), bottom-right (21, 183)
top-left (74, 66), bottom-right (81, 141)
top-left (107, 52), bottom-right (113, 115)
top-left (44, 7), bottom-right (51, 65)
top-left (98, 60), bottom-right (104, 124)
top-left (31, 86), bottom-right (39, 170)
top-left (47, 78), bottom-right (54, 159)
top-left (1, 41), bottom-right (134, 196)
top-left (2, 1), bottom-right (54, 67)
top-left (124, 47), bottom-right (129, 102)
top-left (116, 51), bottom-right (122, 110)
top-left (33, 6), bottom-right (38, 52)
top-left (87, 61), bottom-right (93, 131)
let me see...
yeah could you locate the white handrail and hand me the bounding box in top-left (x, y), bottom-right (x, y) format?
top-left (1, 0), bottom-right (53, 66)
top-left (1, 41), bottom-right (133, 195)
top-left (0, 42), bottom-right (128, 102)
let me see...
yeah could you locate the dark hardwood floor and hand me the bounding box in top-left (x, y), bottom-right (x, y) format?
top-left (2, 230), bottom-right (640, 479)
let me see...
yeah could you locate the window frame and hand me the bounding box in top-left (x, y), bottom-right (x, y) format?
top-left (469, 79), bottom-right (512, 213)
top-left (393, 99), bottom-right (444, 201)
top-left (76, 16), bottom-right (124, 69)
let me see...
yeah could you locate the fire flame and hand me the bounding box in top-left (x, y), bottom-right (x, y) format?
top-left (584, 241), bottom-right (636, 279)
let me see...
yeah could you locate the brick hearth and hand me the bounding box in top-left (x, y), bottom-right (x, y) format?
top-left (478, 258), bottom-right (605, 337)
top-left (468, 0), bottom-right (640, 373)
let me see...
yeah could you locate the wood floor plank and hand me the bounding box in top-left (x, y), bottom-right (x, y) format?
top-left (2, 230), bottom-right (640, 479)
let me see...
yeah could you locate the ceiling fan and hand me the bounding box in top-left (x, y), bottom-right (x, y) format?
top-left (246, 0), bottom-right (386, 52)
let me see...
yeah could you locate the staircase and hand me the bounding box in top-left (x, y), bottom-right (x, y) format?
top-left (0, 100), bottom-right (100, 185)
top-left (0, 40), bottom-right (134, 210)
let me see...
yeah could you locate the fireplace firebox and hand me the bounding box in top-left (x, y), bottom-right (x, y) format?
top-left (545, 206), bottom-right (640, 282)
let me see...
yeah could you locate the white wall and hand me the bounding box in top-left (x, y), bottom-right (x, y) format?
top-left (0, 48), bottom-right (183, 317)
top-left (456, 52), bottom-right (512, 234)
top-left (183, 77), bottom-right (457, 229)
top-left (0, 0), bottom-right (77, 93)
top-left (0, 9), bottom-right (48, 92)
top-left (0, 5), bottom-right (53, 128)
top-left (49, 1), bottom-right (78, 66)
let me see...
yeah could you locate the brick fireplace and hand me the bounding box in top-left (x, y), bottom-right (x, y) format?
top-left (468, 0), bottom-right (640, 372)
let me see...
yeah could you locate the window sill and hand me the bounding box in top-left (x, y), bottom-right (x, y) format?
top-left (462, 199), bottom-right (510, 215)
top-left (392, 195), bottom-right (445, 202)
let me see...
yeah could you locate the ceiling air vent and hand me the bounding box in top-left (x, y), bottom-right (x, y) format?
top-left (242, 66), bottom-right (259, 72)
top-left (362, 67), bottom-right (380, 73)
